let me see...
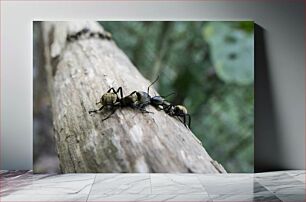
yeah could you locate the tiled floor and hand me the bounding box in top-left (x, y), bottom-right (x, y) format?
top-left (0, 170), bottom-right (305, 201)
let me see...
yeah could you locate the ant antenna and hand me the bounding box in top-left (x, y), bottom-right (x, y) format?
top-left (147, 75), bottom-right (160, 94)
top-left (162, 92), bottom-right (176, 98)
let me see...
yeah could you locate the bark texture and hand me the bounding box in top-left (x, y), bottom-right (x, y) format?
top-left (41, 21), bottom-right (226, 173)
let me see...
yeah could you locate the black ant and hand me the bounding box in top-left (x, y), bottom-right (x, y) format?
top-left (124, 76), bottom-right (191, 128)
top-left (120, 92), bottom-right (152, 113)
top-left (163, 103), bottom-right (191, 128)
top-left (88, 77), bottom-right (187, 126)
top-left (126, 76), bottom-right (174, 112)
top-left (88, 87), bottom-right (122, 121)
top-left (88, 86), bottom-right (152, 121)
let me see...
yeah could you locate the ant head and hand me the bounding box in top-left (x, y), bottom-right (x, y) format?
top-left (136, 91), bottom-right (150, 102)
top-left (175, 105), bottom-right (188, 114)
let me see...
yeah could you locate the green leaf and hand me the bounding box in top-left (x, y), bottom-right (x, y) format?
top-left (203, 22), bottom-right (254, 85)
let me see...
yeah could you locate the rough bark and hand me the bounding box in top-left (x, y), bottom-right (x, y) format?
top-left (41, 21), bottom-right (226, 173)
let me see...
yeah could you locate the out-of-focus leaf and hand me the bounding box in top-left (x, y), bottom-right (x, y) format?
top-left (203, 22), bottom-right (254, 85)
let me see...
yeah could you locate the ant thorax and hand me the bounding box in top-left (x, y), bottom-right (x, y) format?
top-left (128, 93), bottom-right (138, 102)
top-left (136, 92), bottom-right (151, 103)
top-left (122, 93), bottom-right (138, 106)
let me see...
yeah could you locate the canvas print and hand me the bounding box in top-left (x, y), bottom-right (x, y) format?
top-left (33, 21), bottom-right (254, 173)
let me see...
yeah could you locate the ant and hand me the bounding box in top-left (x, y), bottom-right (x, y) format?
top-left (163, 103), bottom-right (191, 129)
top-left (88, 86), bottom-right (152, 121)
top-left (88, 87), bottom-right (122, 121)
top-left (126, 76), bottom-right (174, 112)
top-left (88, 76), bottom-right (190, 127)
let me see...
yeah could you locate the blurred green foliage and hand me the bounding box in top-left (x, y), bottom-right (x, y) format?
top-left (204, 22), bottom-right (254, 85)
top-left (100, 21), bottom-right (254, 173)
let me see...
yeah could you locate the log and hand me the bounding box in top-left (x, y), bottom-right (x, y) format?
top-left (41, 21), bottom-right (226, 173)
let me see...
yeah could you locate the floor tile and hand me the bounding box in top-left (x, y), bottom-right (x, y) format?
top-left (2, 174), bottom-right (95, 195)
top-left (0, 170), bottom-right (32, 177)
top-left (284, 170), bottom-right (306, 175)
top-left (211, 193), bottom-right (283, 201)
top-left (198, 174), bottom-right (254, 195)
top-left (1, 194), bottom-right (88, 201)
top-left (266, 182), bottom-right (305, 195)
top-left (256, 173), bottom-right (305, 195)
top-left (1, 173), bottom-right (53, 196)
top-left (253, 194), bottom-right (282, 201)
top-left (255, 171), bottom-right (291, 179)
top-left (143, 194), bottom-right (211, 202)
top-left (90, 174), bottom-right (151, 195)
top-left (253, 181), bottom-right (274, 194)
top-left (88, 194), bottom-right (211, 201)
top-left (275, 194), bottom-right (306, 202)
top-left (287, 171), bottom-right (305, 183)
top-left (210, 194), bottom-right (253, 201)
top-left (150, 174), bottom-right (207, 195)
top-left (255, 170), bottom-right (305, 180)
top-left (1, 170), bottom-right (306, 202)
top-left (252, 182), bottom-right (283, 201)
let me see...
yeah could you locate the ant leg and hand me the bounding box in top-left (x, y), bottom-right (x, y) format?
top-left (131, 105), bottom-right (153, 114)
top-left (130, 103), bottom-right (152, 114)
top-left (107, 88), bottom-right (117, 93)
top-left (176, 116), bottom-right (185, 126)
top-left (89, 105), bottom-right (104, 114)
top-left (163, 103), bottom-right (170, 111)
top-left (96, 101), bottom-right (101, 105)
top-left (186, 114), bottom-right (191, 129)
top-left (161, 105), bottom-right (169, 113)
top-left (139, 108), bottom-right (153, 114)
top-left (129, 91), bottom-right (137, 96)
top-left (177, 115), bottom-right (187, 128)
top-left (183, 115), bottom-right (187, 128)
top-left (138, 102), bottom-right (153, 114)
top-left (154, 105), bottom-right (163, 111)
top-left (107, 87), bottom-right (123, 100)
top-left (172, 115), bottom-right (182, 123)
top-left (116, 87), bottom-right (123, 99)
top-left (101, 108), bottom-right (117, 121)
top-left (158, 101), bottom-right (171, 111)
top-left (161, 92), bottom-right (176, 99)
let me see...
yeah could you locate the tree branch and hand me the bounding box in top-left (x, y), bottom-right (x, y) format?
top-left (41, 21), bottom-right (226, 173)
